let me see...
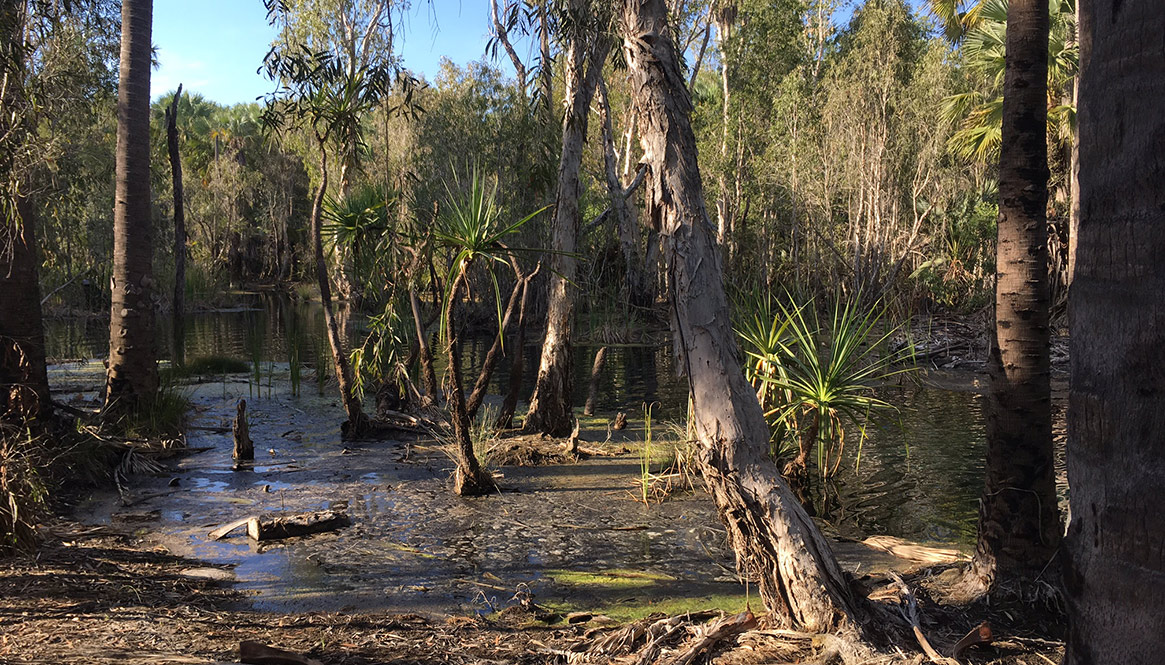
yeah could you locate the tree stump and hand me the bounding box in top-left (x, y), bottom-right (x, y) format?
top-left (233, 398), bottom-right (253, 464)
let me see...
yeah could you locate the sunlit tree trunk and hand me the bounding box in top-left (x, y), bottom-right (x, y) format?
top-left (620, 0), bottom-right (860, 633)
top-left (310, 139), bottom-right (368, 438)
top-left (523, 17), bottom-right (609, 437)
top-left (597, 77), bottom-right (648, 307)
top-left (964, 0), bottom-right (1062, 595)
top-left (1064, 0), bottom-right (1165, 661)
top-left (104, 0), bottom-right (159, 416)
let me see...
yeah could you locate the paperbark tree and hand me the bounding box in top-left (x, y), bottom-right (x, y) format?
top-left (963, 0), bottom-right (1061, 595)
top-left (620, 0), bottom-right (860, 633)
top-left (1064, 0), bottom-right (1165, 661)
top-left (523, 2), bottom-right (610, 436)
top-left (104, 0), bottom-right (159, 416)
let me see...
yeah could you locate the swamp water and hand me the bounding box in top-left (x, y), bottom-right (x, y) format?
top-left (44, 295), bottom-right (1038, 618)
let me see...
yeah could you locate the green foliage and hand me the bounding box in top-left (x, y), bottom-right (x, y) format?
top-left (911, 193), bottom-right (997, 311)
top-left (161, 355), bottom-right (250, 380)
top-left (119, 381), bottom-right (192, 440)
top-left (738, 295), bottom-right (917, 475)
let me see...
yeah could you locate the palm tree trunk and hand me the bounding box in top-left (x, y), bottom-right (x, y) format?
top-left (311, 138), bottom-right (368, 438)
top-left (165, 85), bottom-right (186, 369)
top-left (104, 0), bottom-right (158, 416)
top-left (620, 0), bottom-right (860, 633)
top-left (523, 23), bottom-right (609, 437)
top-left (444, 262), bottom-right (495, 496)
top-left (1065, 1), bottom-right (1165, 661)
top-left (965, 0), bottom-right (1062, 595)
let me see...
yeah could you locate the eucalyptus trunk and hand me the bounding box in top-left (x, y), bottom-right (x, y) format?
top-left (1065, 0), bottom-right (1165, 661)
top-left (620, 0), bottom-right (860, 633)
top-left (104, 0), bottom-right (158, 416)
top-left (597, 77), bottom-right (648, 307)
top-left (523, 25), bottom-right (609, 437)
top-left (310, 139), bottom-right (368, 438)
top-left (965, 0), bottom-right (1062, 594)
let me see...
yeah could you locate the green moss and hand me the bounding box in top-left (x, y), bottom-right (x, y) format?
top-left (545, 568), bottom-right (676, 589)
top-left (543, 592), bottom-right (751, 623)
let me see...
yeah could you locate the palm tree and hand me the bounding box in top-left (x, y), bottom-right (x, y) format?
top-left (962, 0), bottom-right (1062, 595)
top-left (942, 0), bottom-right (1077, 163)
top-left (620, 0), bottom-right (860, 632)
top-left (104, 0), bottom-right (159, 416)
top-left (1065, 0), bottom-right (1165, 660)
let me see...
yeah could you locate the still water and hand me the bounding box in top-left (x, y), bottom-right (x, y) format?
top-left (46, 293), bottom-right (997, 547)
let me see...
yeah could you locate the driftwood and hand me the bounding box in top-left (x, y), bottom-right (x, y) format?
top-left (889, 573), bottom-right (959, 665)
top-left (208, 511), bottom-right (350, 542)
top-left (240, 640), bottom-right (322, 665)
top-left (233, 398), bottom-right (254, 463)
top-left (861, 535), bottom-right (964, 566)
top-left (583, 346), bottom-right (608, 416)
top-left (613, 412), bottom-right (627, 430)
top-left (670, 610), bottom-right (757, 665)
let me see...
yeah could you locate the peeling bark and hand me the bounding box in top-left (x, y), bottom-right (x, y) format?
top-left (620, 0), bottom-right (859, 633)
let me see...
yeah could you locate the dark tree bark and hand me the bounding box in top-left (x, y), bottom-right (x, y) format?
top-left (310, 138), bottom-right (369, 438)
top-left (496, 266), bottom-right (537, 430)
top-left (408, 289), bottom-right (440, 405)
top-left (443, 262), bottom-right (495, 496)
top-left (104, 0), bottom-right (159, 416)
top-left (620, 0), bottom-right (859, 633)
top-left (964, 0), bottom-right (1062, 595)
top-left (583, 346), bottom-right (607, 416)
top-left (165, 85), bottom-right (186, 368)
top-left (0, 4), bottom-right (49, 426)
top-left (466, 261), bottom-right (534, 421)
top-left (523, 17), bottom-right (610, 437)
top-left (1064, 1), bottom-right (1165, 662)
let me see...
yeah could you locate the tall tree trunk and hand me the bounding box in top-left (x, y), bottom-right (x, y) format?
top-left (165, 85), bottom-right (186, 369)
top-left (1, 198), bottom-right (51, 425)
top-left (0, 3), bottom-right (49, 426)
top-left (620, 0), bottom-right (860, 633)
top-left (497, 268), bottom-right (536, 430)
top-left (104, 0), bottom-right (158, 416)
top-left (523, 25), bottom-right (609, 437)
top-left (444, 262), bottom-right (495, 496)
top-left (1065, 1), bottom-right (1165, 662)
top-left (964, 0), bottom-right (1061, 595)
top-left (597, 77), bottom-right (648, 307)
top-left (311, 138), bottom-right (368, 438)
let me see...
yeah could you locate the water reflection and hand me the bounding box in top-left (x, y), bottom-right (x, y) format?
top-left (46, 295), bottom-right (1017, 547)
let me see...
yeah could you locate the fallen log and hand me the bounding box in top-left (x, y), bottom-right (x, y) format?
top-left (669, 610), bottom-right (757, 665)
top-left (240, 640), bottom-right (322, 665)
top-left (207, 510), bottom-right (351, 542)
top-left (247, 510), bottom-right (350, 541)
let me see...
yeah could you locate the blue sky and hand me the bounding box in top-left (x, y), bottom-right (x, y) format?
top-left (151, 1), bottom-right (516, 106)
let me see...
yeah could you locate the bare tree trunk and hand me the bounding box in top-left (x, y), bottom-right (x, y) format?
top-left (597, 77), bottom-right (648, 307)
top-left (311, 138), bottom-right (368, 438)
top-left (523, 24), bottom-right (609, 437)
top-left (165, 85), bottom-right (186, 369)
top-left (583, 346), bottom-right (607, 416)
top-left (409, 289), bottom-right (439, 405)
top-left (620, 0), bottom-right (860, 633)
top-left (1065, 2), bottom-right (1165, 662)
top-left (1, 198), bottom-right (51, 424)
top-left (104, 0), bottom-right (159, 417)
top-left (496, 268), bottom-right (536, 430)
top-left (964, 0), bottom-right (1061, 596)
top-left (466, 264), bottom-right (527, 420)
top-left (443, 263), bottom-right (495, 496)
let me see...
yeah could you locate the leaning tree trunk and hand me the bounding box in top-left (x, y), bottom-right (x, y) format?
top-left (443, 262), bottom-right (495, 496)
top-left (620, 0), bottom-right (859, 633)
top-left (523, 27), bottom-right (609, 437)
top-left (964, 0), bottom-right (1061, 596)
top-left (165, 85), bottom-right (186, 369)
top-left (104, 0), bottom-right (158, 417)
top-left (1064, 1), bottom-right (1165, 663)
top-left (310, 138), bottom-right (368, 438)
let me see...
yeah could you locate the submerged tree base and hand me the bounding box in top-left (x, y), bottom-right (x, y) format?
top-left (453, 465), bottom-right (497, 496)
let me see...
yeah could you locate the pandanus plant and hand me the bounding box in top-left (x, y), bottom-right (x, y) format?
top-left (737, 295), bottom-right (917, 499)
top-left (434, 166), bottom-right (545, 495)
